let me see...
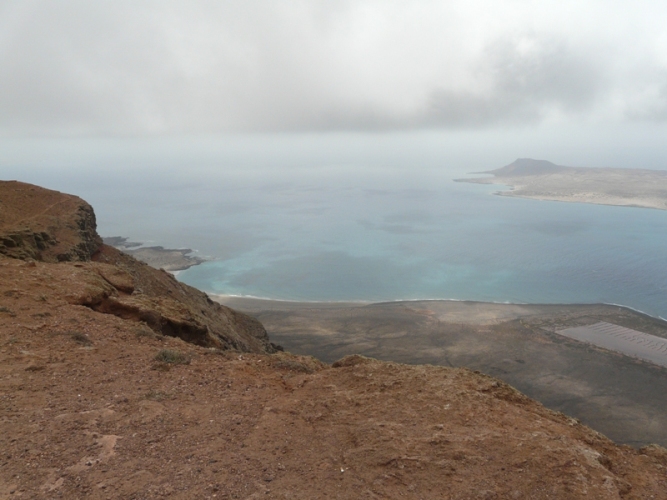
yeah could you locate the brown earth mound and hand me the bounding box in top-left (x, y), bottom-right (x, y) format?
top-left (1, 181), bottom-right (667, 498)
top-left (0, 180), bottom-right (101, 262)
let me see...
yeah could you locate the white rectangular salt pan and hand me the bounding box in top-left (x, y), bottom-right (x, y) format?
top-left (557, 322), bottom-right (667, 368)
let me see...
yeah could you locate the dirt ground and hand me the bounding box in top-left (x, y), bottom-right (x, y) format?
top-left (2, 181), bottom-right (667, 499)
top-left (220, 298), bottom-right (667, 448)
top-left (2, 260), bottom-right (667, 499)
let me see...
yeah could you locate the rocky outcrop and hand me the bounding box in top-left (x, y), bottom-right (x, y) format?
top-left (90, 245), bottom-right (276, 352)
top-left (0, 180), bottom-right (275, 353)
top-left (0, 180), bottom-right (102, 262)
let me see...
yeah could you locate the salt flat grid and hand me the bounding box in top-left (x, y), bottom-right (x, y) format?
top-left (557, 322), bottom-right (667, 369)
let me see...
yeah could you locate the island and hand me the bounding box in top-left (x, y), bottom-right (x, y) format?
top-left (456, 158), bottom-right (667, 210)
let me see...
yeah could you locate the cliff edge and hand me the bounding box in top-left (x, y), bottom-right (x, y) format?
top-left (0, 180), bottom-right (101, 262)
top-left (1, 181), bottom-right (666, 499)
top-left (0, 180), bottom-right (275, 353)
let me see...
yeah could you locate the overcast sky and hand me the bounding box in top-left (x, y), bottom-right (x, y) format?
top-left (1, 0), bottom-right (667, 138)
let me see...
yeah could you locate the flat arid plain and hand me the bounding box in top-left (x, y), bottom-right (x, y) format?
top-left (219, 296), bottom-right (667, 448)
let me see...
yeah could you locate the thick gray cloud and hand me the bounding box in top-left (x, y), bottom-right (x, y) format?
top-left (1, 0), bottom-right (666, 136)
top-left (426, 35), bottom-right (606, 126)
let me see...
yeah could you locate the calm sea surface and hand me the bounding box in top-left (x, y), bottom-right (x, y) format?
top-left (116, 168), bottom-right (667, 320)
top-left (14, 159), bottom-right (666, 319)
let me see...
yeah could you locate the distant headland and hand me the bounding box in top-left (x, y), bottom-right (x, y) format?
top-left (456, 158), bottom-right (667, 210)
top-left (103, 236), bottom-right (205, 272)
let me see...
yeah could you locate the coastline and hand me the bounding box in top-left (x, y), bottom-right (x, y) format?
top-left (211, 294), bottom-right (667, 447)
top-left (103, 236), bottom-right (206, 272)
top-left (455, 160), bottom-right (667, 211)
top-left (494, 188), bottom-right (667, 211)
top-left (209, 293), bottom-right (372, 310)
top-left (213, 294), bottom-right (667, 325)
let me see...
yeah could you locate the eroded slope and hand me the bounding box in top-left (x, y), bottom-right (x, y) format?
top-left (0, 180), bottom-right (275, 353)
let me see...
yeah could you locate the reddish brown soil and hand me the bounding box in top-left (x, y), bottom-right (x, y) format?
top-left (0, 181), bottom-right (101, 262)
top-left (2, 271), bottom-right (667, 499)
top-left (0, 181), bottom-right (275, 354)
top-left (1, 181), bottom-right (667, 499)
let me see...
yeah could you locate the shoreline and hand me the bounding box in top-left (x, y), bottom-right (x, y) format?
top-left (213, 293), bottom-right (667, 447)
top-left (212, 294), bottom-right (667, 324)
top-left (455, 178), bottom-right (667, 211)
top-left (494, 190), bottom-right (667, 211)
top-left (103, 236), bottom-right (207, 272)
top-left (210, 293), bottom-right (373, 311)
top-left (455, 159), bottom-right (667, 211)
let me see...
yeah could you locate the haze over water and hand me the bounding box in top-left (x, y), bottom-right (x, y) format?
top-left (10, 134), bottom-right (665, 320)
top-left (173, 167), bottom-right (667, 320)
top-left (3, 2), bottom-right (667, 319)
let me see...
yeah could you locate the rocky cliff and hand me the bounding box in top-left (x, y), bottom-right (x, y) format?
top-left (0, 180), bottom-right (275, 353)
top-left (0, 180), bottom-right (101, 262)
top-left (1, 180), bottom-right (666, 499)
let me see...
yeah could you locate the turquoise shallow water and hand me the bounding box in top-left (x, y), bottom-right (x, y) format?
top-left (159, 171), bottom-right (667, 319)
top-left (11, 156), bottom-right (665, 319)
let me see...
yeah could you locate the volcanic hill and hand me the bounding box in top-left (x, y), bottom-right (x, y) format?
top-left (1, 180), bottom-right (666, 499)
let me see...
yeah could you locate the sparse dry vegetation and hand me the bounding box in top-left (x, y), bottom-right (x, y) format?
top-left (144, 390), bottom-right (172, 401)
top-left (135, 326), bottom-right (159, 339)
top-left (269, 353), bottom-right (324, 373)
top-left (0, 306), bottom-right (15, 317)
top-left (154, 349), bottom-right (190, 365)
top-left (70, 331), bottom-right (92, 346)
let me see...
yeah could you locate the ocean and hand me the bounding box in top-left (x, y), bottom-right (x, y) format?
top-left (5, 135), bottom-right (667, 319)
top-left (172, 172), bottom-right (667, 320)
